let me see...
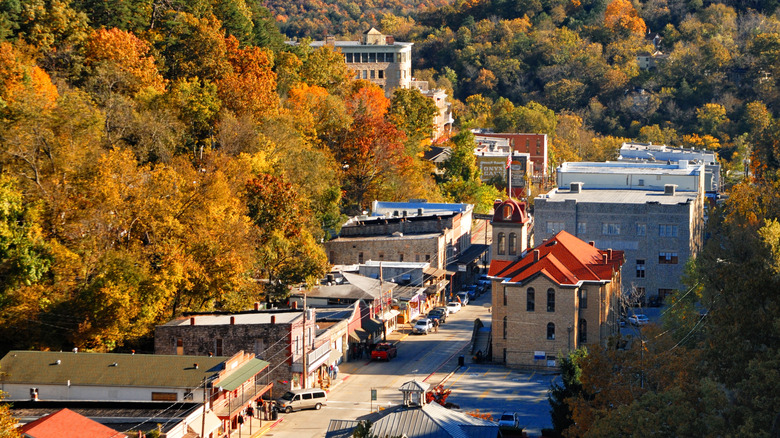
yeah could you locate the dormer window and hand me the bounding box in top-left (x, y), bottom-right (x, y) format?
top-left (503, 204), bottom-right (513, 220)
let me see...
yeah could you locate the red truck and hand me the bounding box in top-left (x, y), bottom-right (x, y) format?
top-left (371, 342), bottom-right (398, 361)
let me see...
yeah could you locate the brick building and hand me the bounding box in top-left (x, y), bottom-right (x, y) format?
top-left (488, 226), bottom-right (624, 368)
top-left (155, 309), bottom-right (316, 394)
top-left (474, 132), bottom-right (549, 176)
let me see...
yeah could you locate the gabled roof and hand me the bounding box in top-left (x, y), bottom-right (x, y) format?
top-left (305, 272), bottom-right (394, 301)
top-left (488, 230), bottom-right (624, 286)
top-left (20, 408), bottom-right (127, 438)
top-left (0, 351), bottom-right (228, 390)
top-left (398, 380), bottom-right (429, 392)
top-left (326, 402), bottom-right (498, 438)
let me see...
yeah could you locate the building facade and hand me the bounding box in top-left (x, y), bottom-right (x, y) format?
top-left (474, 132), bottom-right (549, 176)
top-left (488, 228), bottom-right (624, 368)
top-left (309, 28), bottom-right (412, 96)
top-left (154, 309), bottom-right (317, 393)
top-left (535, 166), bottom-right (705, 303)
top-left (618, 142), bottom-right (721, 193)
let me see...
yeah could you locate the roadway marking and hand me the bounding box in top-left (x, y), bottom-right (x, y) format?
top-left (444, 366), bottom-right (470, 390)
top-left (478, 389), bottom-right (491, 399)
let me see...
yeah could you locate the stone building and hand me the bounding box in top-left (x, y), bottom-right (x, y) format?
top-left (155, 308), bottom-right (316, 393)
top-left (308, 28), bottom-right (412, 97)
top-left (488, 229), bottom-right (624, 368)
top-left (536, 161), bottom-right (706, 303)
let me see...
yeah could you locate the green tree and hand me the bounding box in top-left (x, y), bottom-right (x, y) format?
top-left (548, 348), bottom-right (587, 436)
top-left (389, 88), bottom-right (438, 145)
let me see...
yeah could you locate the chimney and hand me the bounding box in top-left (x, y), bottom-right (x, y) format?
top-left (292, 301), bottom-right (298, 309)
top-left (325, 35), bottom-right (335, 46)
top-left (190, 317), bottom-right (196, 325)
top-left (30, 388), bottom-right (38, 401)
top-left (588, 241), bottom-right (595, 246)
top-left (254, 302), bottom-right (261, 311)
top-left (386, 35), bottom-right (395, 44)
top-left (664, 184), bottom-right (677, 196)
top-left (533, 249), bottom-right (540, 262)
top-left (230, 316), bottom-right (235, 325)
top-left (194, 363), bottom-right (199, 369)
top-left (608, 249), bottom-right (613, 259)
top-left (570, 182), bottom-right (583, 193)
top-left (271, 315), bottom-right (276, 324)
top-left (418, 208), bottom-right (424, 216)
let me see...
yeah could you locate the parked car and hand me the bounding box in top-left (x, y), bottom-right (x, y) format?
top-left (276, 388), bottom-right (328, 413)
top-left (428, 309), bottom-right (447, 324)
top-left (456, 292), bottom-right (470, 305)
top-left (628, 314), bottom-right (649, 326)
top-left (498, 412), bottom-right (519, 428)
top-left (446, 301), bottom-right (462, 314)
top-left (413, 318), bottom-right (434, 334)
top-left (371, 342), bottom-right (398, 360)
top-left (464, 285), bottom-right (478, 300)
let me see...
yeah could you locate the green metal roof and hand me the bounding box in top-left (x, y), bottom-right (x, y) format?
top-left (214, 358), bottom-right (269, 391)
top-left (0, 351), bottom-right (228, 389)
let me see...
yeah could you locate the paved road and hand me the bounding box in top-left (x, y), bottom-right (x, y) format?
top-left (266, 295), bottom-right (490, 438)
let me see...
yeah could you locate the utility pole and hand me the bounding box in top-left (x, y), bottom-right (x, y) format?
top-left (302, 293), bottom-right (307, 389)
top-left (380, 262), bottom-right (386, 341)
top-left (201, 377), bottom-right (206, 438)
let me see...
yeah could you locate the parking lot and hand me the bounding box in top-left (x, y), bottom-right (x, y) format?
top-left (439, 363), bottom-right (556, 436)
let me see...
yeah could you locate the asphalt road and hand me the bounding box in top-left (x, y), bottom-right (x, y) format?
top-left (266, 295), bottom-right (490, 438)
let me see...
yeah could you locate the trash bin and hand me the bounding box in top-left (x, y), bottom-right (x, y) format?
top-left (271, 409), bottom-right (278, 420)
top-left (458, 355), bottom-right (465, 366)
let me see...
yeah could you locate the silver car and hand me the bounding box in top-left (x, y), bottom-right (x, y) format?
top-left (413, 318), bottom-right (433, 334)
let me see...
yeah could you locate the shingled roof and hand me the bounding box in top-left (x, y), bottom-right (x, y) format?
top-left (20, 408), bottom-right (127, 438)
top-left (488, 230), bottom-right (624, 286)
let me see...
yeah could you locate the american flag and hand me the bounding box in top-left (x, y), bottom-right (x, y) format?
top-left (505, 154), bottom-right (512, 169)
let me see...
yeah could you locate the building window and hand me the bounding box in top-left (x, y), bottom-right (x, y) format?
top-left (659, 224), bottom-right (679, 237)
top-left (579, 288), bottom-right (587, 309)
top-left (386, 53), bottom-right (394, 62)
top-left (362, 70), bottom-right (368, 79)
top-left (509, 233), bottom-right (517, 255)
top-left (369, 53), bottom-right (376, 62)
top-left (497, 232), bottom-right (506, 255)
top-left (638, 178), bottom-right (645, 186)
top-left (546, 222), bottom-right (564, 234)
top-left (215, 338), bottom-right (223, 356)
top-left (636, 259), bottom-right (646, 277)
top-left (527, 288), bottom-right (535, 311)
top-left (425, 254), bottom-right (430, 262)
top-left (659, 252), bottom-right (678, 264)
top-left (579, 319), bottom-right (587, 343)
top-left (503, 287), bottom-right (507, 306)
top-left (345, 53), bottom-right (353, 62)
top-left (415, 254), bottom-right (420, 262)
top-left (547, 288), bottom-right (555, 312)
top-left (361, 53), bottom-right (368, 62)
top-left (378, 70), bottom-right (384, 79)
top-left (602, 223), bottom-right (621, 235)
top-left (358, 252), bottom-right (364, 264)
top-left (355, 70), bottom-right (360, 79)
top-left (370, 70), bottom-right (376, 79)
top-left (176, 338), bottom-right (183, 355)
top-left (577, 222), bottom-right (586, 235)
top-left (547, 323), bottom-right (555, 340)
top-left (377, 53), bottom-right (385, 62)
top-left (503, 348), bottom-right (507, 363)
top-left (503, 205), bottom-right (513, 220)
top-left (636, 223), bottom-right (646, 236)
top-left (399, 253), bottom-right (404, 262)
top-left (503, 316), bottom-right (507, 339)
top-left (659, 288), bottom-right (675, 300)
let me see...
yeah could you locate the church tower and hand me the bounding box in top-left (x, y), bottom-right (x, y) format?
top-left (490, 198), bottom-right (530, 262)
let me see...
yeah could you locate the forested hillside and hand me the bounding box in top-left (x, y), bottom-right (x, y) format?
top-left (2, 0), bottom-right (780, 435)
top-left (0, 0), bottom-right (497, 354)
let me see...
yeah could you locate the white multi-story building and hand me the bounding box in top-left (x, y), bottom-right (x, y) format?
top-left (618, 142), bottom-right (721, 193)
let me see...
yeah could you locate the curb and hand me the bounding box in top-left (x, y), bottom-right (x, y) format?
top-left (422, 341), bottom-right (471, 383)
top-left (253, 417), bottom-right (283, 437)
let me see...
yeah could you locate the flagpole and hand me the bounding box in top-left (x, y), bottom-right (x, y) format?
top-left (507, 152), bottom-right (512, 200)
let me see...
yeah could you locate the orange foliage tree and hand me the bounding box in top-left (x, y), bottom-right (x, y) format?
top-left (217, 36), bottom-right (279, 118)
top-left (83, 28), bottom-right (166, 95)
top-left (604, 0), bottom-right (646, 37)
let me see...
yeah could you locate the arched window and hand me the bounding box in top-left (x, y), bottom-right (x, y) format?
top-left (579, 319), bottom-right (587, 343)
top-left (547, 323), bottom-right (555, 340)
top-left (526, 288), bottom-right (535, 311)
top-left (509, 233), bottom-right (517, 255)
top-left (547, 288), bottom-right (555, 312)
top-left (503, 204), bottom-right (513, 220)
top-left (497, 233), bottom-right (506, 255)
top-left (503, 316), bottom-right (507, 339)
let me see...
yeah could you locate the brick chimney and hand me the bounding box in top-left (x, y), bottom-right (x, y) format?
top-left (533, 249), bottom-right (540, 262)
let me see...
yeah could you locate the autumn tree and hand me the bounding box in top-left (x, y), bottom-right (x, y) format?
top-left (603, 0), bottom-right (646, 37)
top-left (216, 35), bottom-right (278, 118)
top-left (389, 87), bottom-right (438, 146)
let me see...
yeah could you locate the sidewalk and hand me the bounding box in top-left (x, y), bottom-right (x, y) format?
top-left (227, 414), bottom-right (283, 438)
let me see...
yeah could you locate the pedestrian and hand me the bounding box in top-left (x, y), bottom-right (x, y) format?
top-left (333, 363), bottom-right (339, 380)
top-left (247, 405), bottom-right (254, 418)
top-left (433, 318), bottom-right (439, 333)
top-left (329, 364), bottom-right (334, 379)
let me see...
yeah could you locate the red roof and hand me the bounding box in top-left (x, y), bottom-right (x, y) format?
top-left (491, 198), bottom-right (530, 224)
top-left (488, 230), bottom-right (624, 286)
top-left (20, 408), bottom-right (127, 438)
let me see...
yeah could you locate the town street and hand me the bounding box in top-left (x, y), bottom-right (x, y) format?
top-left (266, 294), bottom-right (492, 438)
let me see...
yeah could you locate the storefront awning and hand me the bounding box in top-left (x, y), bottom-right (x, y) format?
top-left (379, 309), bottom-right (400, 321)
top-left (189, 410), bottom-right (222, 437)
top-left (349, 328), bottom-right (370, 343)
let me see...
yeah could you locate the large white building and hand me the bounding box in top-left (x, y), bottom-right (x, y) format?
top-left (618, 142), bottom-right (721, 193)
top-left (535, 161), bottom-right (706, 304)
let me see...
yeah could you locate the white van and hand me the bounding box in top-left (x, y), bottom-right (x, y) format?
top-left (276, 388), bottom-right (327, 413)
